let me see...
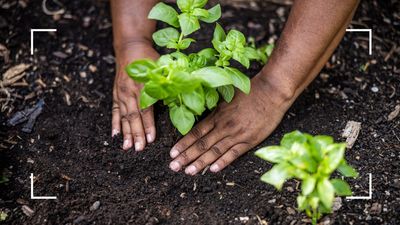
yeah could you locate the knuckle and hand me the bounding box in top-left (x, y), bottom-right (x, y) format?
top-left (222, 120), bottom-right (235, 129)
top-left (125, 111), bottom-right (140, 121)
top-left (179, 152), bottom-right (189, 163)
top-left (196, 139), bottom-right (208, 152)
top-left (195, 159), bottom-right (206, 168)
top-left (190, 127), bottom-right (203, 139)
top-left (230, 148), bottom-right (241, 158)
top-left (211, 146), bottom-right (222, 156)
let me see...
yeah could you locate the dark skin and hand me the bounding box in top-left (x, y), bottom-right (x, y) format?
top-left (110, 0), bottom-right (360, 175)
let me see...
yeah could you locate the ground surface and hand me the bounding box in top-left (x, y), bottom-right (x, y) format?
top-left (0, 0), bottom-right (399, 224)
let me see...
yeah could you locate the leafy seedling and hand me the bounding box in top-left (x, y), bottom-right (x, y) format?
top-left (126, 0), bottom-right (274, 135)
top-left (255, 131), bottom-right (358, 225)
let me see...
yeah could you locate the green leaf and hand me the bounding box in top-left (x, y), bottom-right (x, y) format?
top-left (157, 54), bottom-right (174, 66)
top-left (301, 176), bottom-right (317, 195)
top-left (217, 85), bottom-right (234, 103)
top-left (148, 2), bottom-right (179, 28)
top-left (200, 4), bottom-right (221, 23)
top-left (260, 163), bottom-right (291, 190)
top-left (265, 44), bottom-right (274, 56)
top-left (192, 66), bottom-right (233, 87)
top-left (297, 195), bottom-right (307, 210)
top-left (144, 81), bottom-right (169, 99)
top-left (192, 8), bottom-right (209, 17)
top-left (177, 0), bottom-right (192, 12)
top-left (170, 104), bottom-right (195, 135)
top-left (178, 13), bottom-right (201, 36)
top-left (280, 130), bottom-right (307, 149)
top-left (337, 161), bottom-right (359, 178)
top-left (193, 0), bottom-right (208, 8)
top-left (169, 71), bottom-right (200, 93)
top-left (213, 23), bottom-right (226, 42)
top-left (198, 48), bottom-right (217, 59)
top-left (140, 89), bottom-right (158, 109)
top-left (290, 154), bottom-right (317, 173)
top-left (331, 179), bottom-right (352, 196)
top-left (182, 87), bottom-right (205, 115)
top-left (179, 38), bottom-right (196, 50)
top-left (317, 178), bottom-right (334, 210)
top-left (125, 59), bottom-right (157, 82)
top-left (233, 51), bottom-right (250, 68)
top-left (320, 143), bottom-right (346, 174)
top-left (205, 87), bottom-right (219, 110)
top-left (224, 67), bottom-right (250, 94)
top-left (225, 30), bottom-right (246, 49)
top-left (244, 47), bottom-right (260, 60)
top-left (255, 146), bottom-right (287, 163)
top-left (152, 27), bottom-right (180, 48)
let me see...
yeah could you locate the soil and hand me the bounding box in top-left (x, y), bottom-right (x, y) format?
top-left (1, 0), bottom-right (399, 224)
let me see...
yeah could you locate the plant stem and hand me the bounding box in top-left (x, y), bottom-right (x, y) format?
top-left (312, 208), bottom-right (318, 225)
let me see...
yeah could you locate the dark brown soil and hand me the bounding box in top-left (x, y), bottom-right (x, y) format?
top-left (1, 0), bottom-right (399, 224)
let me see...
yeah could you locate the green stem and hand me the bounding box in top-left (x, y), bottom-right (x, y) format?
top-left (311, 208), bottom-right (318, 225)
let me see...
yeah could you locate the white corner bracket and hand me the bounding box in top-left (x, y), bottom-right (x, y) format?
top-left (345, 28), bottom-right (372, 55)
top-left (30, 29), bottom-right (57, 55)
top-left (30, 173), bottom-right (57, 200)
top-left (346, 173), bottom-right (372, 200)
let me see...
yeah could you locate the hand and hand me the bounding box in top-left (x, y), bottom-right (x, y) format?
top-left (112, 41), bottom-right (159, 151)
top-left (168, 74), bottom-right (295, 175)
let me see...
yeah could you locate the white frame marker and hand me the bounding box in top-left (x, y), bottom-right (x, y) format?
top-left (30, 173), bottom-right (57, 200)
top-left (30, 28), bottom-right (57, 55)
top-left (346, 173), bottom-right (372, 200)
top-left (345, 28), bottom-right (372, 55)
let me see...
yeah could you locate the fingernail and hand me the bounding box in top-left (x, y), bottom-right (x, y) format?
top-left (146, 134), bottom-right (154, 143)
top-left (112, 129), bottom-right (119, 137)
top-left (123, 139), bottom-right (131, 150)
top-left (135, 142), bottom-right (143, 151)
top-left (185, 165), bottom-right (197, 175)
top-left (210, 164), bottom-right (220, 172)
top-left (170, 148), bottom-right (179, 158)
top-left (169, 161), bottom-right (181, 172)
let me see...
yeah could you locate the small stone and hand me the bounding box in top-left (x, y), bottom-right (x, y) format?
top-left (370, 202), bottom-right (382, 215)
top-left (392, 179), bottom-right (400, 189)
top-left (239, 216), bottom-right (249, 222)
top-left (79, 71), bottom-right (87, 78)
top-left (27, 158), bottom-right (34, 164)
top-left (88, 64), bottom-right (97, 73)
top-left (332, 197), bottom-right (342, 211)
top-left (371, 86), bottom-right (379, 93)
top-left (103, 141), bottom-right (109, 146)
top-left (73, 215), bottom-right (87, 224)
top-left (268, 199), bottom-right (276, 204)
top-left (89, 201), bottom-right (100, 211)
top-left (87, 50), bottom-right (94, 57)
top-left (286, 207), bottom-right (296, 215)
top-left (286, 186), bottom-right (294, 192)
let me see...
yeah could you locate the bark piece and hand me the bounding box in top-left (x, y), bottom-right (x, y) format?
top-left (342, 121), bottom-right (361, 149)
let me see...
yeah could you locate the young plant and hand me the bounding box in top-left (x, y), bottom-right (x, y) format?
top-left (125, 0), bottom-right (273, 135)
top-left (255, 131), bottom-right (358, 225)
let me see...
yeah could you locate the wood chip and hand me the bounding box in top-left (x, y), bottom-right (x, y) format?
top-left (342, 121), bottom-right (361, 149)
top-left (226, 182), bottom-right (235, 186)
top-left (388, 105), bottom-right (400, 121)
top-left (21, 205), bottom-right (34, 217)
top-left (2, 64), bottom-right (31, 86)
top-left (61, 174), bottom-right (72, 181)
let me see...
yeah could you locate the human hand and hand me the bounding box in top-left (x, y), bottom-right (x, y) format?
top-left (112, 41), bottom-right (159, 151)
top-left (168, 74), bottom-right (295, 175)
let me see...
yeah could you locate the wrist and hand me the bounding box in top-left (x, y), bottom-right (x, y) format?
top-left (113, 36), bottom-right (153, 54)
top-left (257, 67), bottom-right (297, 105)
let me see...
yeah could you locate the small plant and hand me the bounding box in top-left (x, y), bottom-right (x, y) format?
top-left (126, 0), bottom-right (273, 134)
top-left (255, 131), bottom-right (358, 225)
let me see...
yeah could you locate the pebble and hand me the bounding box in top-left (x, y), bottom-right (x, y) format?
top-left (73, 215), bottom-right (87, 224)
top-left (89, 201), bottom-right (100, 211)
top-left (79, 71), bottom-right (87, 78)
top-left (370, 202), bottom-right (382, 215)
top-left (371, 86), bottom-right (379, 93)
top-left (332, 197), bottom-right (342, 211)
top-left (392, 179), bottom-right (400, 189)
top-left (286, 207), bottom-right (296, 215)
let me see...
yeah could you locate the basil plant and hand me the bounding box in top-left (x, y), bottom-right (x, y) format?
top-left (125, 0), bottom-right (273, 135)
top-left (255, 131), bottom-right (358, 225)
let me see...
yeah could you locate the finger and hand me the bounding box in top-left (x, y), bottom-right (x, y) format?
top-left (125, 97), bottom-right (146, 151)
top-left (169, 129), bottom-right (223, 172)
top-left (111, 88), bottom-right (121, 136)
top-left (120, 103), bottom-right (133, 150)
top-left (170, 117), bottom-right (214, 159)
top-left (185, 137), bottom-right (234, 175)
top-left (140, 106), bottom-right (156, 144)
top-left (111, 102), bottom-right (121, 137)
top-left (210, 143), bottom-right (250, 173)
